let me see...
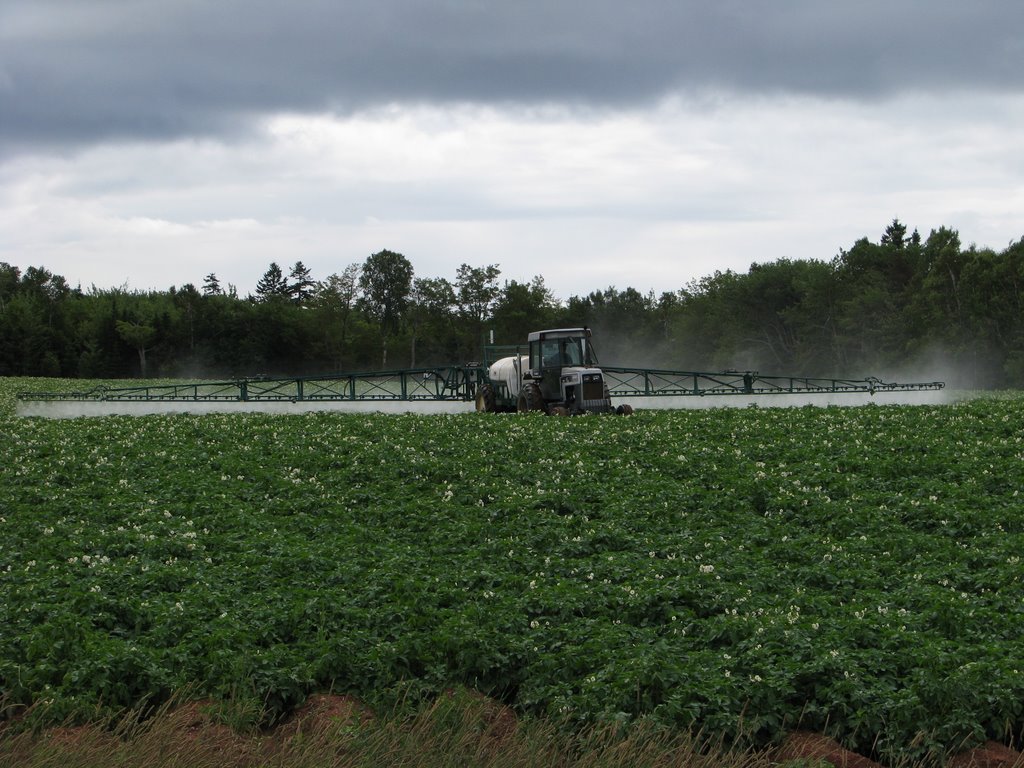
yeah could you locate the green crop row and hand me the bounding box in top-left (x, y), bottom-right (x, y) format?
top-left (1, 377), bottom-right (1023, 763)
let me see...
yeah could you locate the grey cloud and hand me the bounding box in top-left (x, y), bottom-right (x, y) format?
top-left (2, 0), bottom-right (1022, 151)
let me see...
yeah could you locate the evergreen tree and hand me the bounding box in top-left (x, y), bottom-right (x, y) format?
top-left (202, 273), bottom-right (223, 296)
top-left (254, 262), bottom-right (289, 302)
top-left (0, 262), bottom-right (21, 313)
top-left (288, 261), bottom-right (316, 305)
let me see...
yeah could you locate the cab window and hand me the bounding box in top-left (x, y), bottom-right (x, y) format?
top-left (541, 340), bottom-right (561, 367)
top-left (530, 341), bottom-right (542, 371)
top-left (564, 338), bottom-right (582, 365)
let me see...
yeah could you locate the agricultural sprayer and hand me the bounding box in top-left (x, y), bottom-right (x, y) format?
top-left (16, 326), bottom-right (945, 417)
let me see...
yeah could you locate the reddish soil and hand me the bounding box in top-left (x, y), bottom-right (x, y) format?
top-left (774, 731), bottom-right (884, 768)
top-left (163, 699), bottom-right (254, 757)
top-left (4, 696), bottom-right (1023, 767)
top-left (946, 741), bottom-right (1024, 768)
top-left (42, 724), bottom-right (117, 752)
top-left (775, 731), bottom-right (1024, 768)
top-left (272, 692), bottom-right (373, 741)
top-left (445, 687), bottom-right (519, 756)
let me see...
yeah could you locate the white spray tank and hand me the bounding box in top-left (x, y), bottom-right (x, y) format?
top-left (487, 355), bottom-right (529, 398)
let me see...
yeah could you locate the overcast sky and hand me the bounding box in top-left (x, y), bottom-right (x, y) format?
top-left (2, 0), bottom-right (1023, 299)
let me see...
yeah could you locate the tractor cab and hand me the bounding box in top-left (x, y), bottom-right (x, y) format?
top-left (529, 329), bottom-right (595, 370)
top-left (525, 328), bottom-right (613, 414)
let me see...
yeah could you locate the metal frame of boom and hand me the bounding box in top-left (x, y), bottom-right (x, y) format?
top-left (18, 366), bottom-right (482, 404)
top-left (600, 368), bottom-right (944, 397)
top-left (17, 360), bottom-right (943, 405)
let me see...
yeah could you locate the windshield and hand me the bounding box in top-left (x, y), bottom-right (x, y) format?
top-left (536, 336), bottom-right (596, 368)
top-left (585, 338), bottom-right (599, 365)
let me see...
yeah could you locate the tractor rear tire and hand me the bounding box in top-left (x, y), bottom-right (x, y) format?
top-left (517, 382), bottom-right (546, 414)
top-left (476, 383), bottom-right (497, 413)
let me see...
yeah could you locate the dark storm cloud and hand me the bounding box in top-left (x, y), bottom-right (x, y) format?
top-left (2, 0), bottom-right (1022, 150)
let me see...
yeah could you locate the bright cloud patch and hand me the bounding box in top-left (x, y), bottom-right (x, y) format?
top-left (2, 93), bottom-right (1022, 297)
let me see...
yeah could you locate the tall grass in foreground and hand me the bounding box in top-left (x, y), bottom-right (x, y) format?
top-left (1, 691), bottom-right (778, 768)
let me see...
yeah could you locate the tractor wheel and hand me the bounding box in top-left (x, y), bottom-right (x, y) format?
top-left (476, 383), bottom-right (497, 413)
top-left (549, 405), bottom-right (569, 417)
top-left (616, 404), bottom-right (634, 416)
top-left (517, 382), bottom-right (546, 414)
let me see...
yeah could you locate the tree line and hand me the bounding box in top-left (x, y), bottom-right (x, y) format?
top-left (1, 220), bottom-right (1022, 387)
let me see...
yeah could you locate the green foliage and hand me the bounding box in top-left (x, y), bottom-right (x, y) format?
top-left (1, 380), bottom-right (1024, 763)
top-left (202, 272), bottom-right (223, 296)
top-left (288, 261), bottom-right (316, 306)
top-left (455, 264), bottom-right (502, 357)
top-left (312, 265), bottom-right (363, 370)
top-left (3, 220), bottom-right (1024, 383)
top-left (408, 276), bottom-right (458, 367)
top-left (254, 262), bottom-right (290, 302)
top-left (359, 250), bottom-right (414, 338)
top-left (498, 276), bottom-right (558, 333)
top-left (359, 250), bottom-right (415, 368)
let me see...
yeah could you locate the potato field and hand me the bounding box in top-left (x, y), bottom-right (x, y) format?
top-left (1, 378), bottom-right (1023, 764)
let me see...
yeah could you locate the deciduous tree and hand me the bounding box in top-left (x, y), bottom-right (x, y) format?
top-left (455, 263), bottom-right (501, 356)
top-left (408, 276), bottom-right (455, 366)
top-left (116, 320), bottom-right (157, 377)
top-left (359, 249), bottom-right (413, 367)
top-left (313, 264), bottom-right (362, 369)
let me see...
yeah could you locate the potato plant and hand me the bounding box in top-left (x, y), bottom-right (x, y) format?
top-left (1, 378), bottom-right (1023, 762)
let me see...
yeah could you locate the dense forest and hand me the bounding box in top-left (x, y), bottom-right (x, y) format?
top-left (1, 220), bottom-right (1022, 388)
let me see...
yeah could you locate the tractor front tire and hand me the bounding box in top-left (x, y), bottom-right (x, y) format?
top-left (476, 383), bottom-right (497, 413)
top-left (517, 382), bottom-right (546, 414)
